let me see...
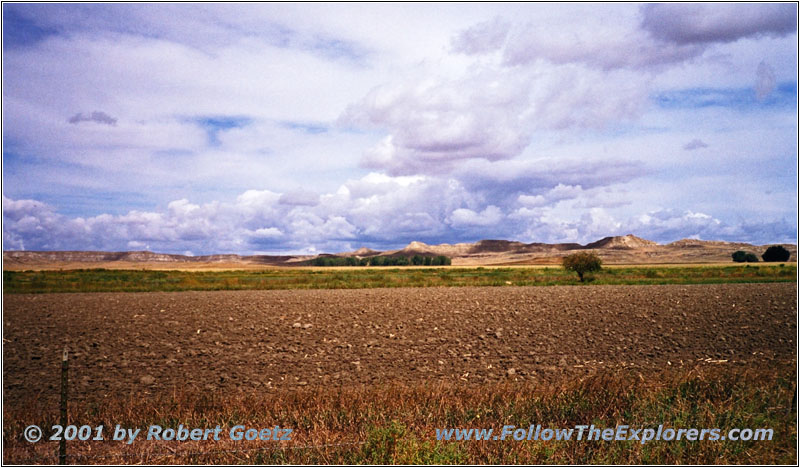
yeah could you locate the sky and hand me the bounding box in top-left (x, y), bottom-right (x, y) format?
top-left (2, 3), bottom-right (798, 255)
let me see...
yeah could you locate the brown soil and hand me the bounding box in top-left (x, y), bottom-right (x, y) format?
top-left (3, 283), bottom-right (795, 404)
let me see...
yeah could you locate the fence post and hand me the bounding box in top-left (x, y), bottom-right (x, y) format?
top-left (59, 346), bottom-right (68, 465)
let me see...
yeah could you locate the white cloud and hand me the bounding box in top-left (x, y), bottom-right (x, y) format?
top-left (344, 61), bottom-right (650, 176)
top-left (518, 194), bottom-right (546, 208)
top-left (6, 177), bottom-right (794, 254)
top-left (342, 67), bottom-right (533, 175)
top-left (2, 174), bottom-right (475, 253)
top-left (449, 206), bottom-right (504, 228)
top-left (278, 190), bottom-right (320, 207)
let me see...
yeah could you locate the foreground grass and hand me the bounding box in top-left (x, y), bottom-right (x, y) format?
top-left (3, 264), bottom-right (796, 293)
top-left (4, 365), bottom-right (795, 464)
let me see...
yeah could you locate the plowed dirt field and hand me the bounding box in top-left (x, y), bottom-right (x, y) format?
top-left (4, 283), bottom-right (795, 404)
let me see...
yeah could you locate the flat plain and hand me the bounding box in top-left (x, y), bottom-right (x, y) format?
top-left (4, 283), bottom-right (795, 403)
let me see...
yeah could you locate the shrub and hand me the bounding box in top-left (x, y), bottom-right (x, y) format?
top-left (744, 253), bottom-right (759, 263)
top-left (762, 245), bottom-right (791, 262)
top-left (562, 251), bottom-right (602, 282)
top-left (732, 251), bottom-right (758, 263)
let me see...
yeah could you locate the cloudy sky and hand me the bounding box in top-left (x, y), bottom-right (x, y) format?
top-left (3, 3), bottom-right (797, 255)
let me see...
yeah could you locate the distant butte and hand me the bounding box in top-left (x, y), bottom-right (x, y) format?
top-left (2, 235), bottom-right (796, 270)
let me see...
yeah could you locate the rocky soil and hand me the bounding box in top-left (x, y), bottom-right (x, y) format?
top-left (3, 283), bottom-right (795, 404)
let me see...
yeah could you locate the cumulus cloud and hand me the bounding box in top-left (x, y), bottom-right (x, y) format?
top-left (512, 205), bottom-right (795, 246)
top-left (683, 139), bottom-right (709, 151)
top-left (0, 171), bottom-right (532, 253)
top-left (632, 209), bottom-right (721, 241)
top-left (510, 205), bottom-right (629, 245)
top-left (626, 210), bottom-right (793, 245)
top-left (343, 63), bottom-right (649, 176)
top-left (641, 3), bottom-right (797, 45)
top-left (449, 205), bottom-right (503, 228)
top-left (278, 189), bottom-right (320, 207)
top-left (517, 194), bottom-right (546, 208)
top-left (2, 174), bottom-right (472, 253)
top-left (5, 182), bottom-right (796, 254)
top-left (68, 110), bottom-right (117, 125)
top-left (342, 69), bottom-right (533, 175)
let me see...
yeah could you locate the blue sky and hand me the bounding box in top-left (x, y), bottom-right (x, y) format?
top-left (2, 3), bottom-right (797, 255)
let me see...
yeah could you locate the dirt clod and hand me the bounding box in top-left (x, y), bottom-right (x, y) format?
top-left (139, 375), bottom-right (155, 385)
top-left (2, 283), bottom-right (795, 404)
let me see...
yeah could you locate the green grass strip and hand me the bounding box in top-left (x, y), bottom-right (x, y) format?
top-left (3, 264), bottom-right (796, 294)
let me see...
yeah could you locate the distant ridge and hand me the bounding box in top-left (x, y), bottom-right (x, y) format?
top-left (468, 240), bottom-right (528, 253)
top-left (584, 234), bottom-right (658, 250)
top-left (2, 250), bottom-right (298, 265)
top-left (339, 247), bottom-right (381, 257)
top-left (667, 239), bottom-right (754, 248)
top-left (3, 235), bottom-right (796, 269)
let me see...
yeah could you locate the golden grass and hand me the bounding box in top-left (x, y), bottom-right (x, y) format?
top-left (4, 364), bottom-right (795, 464)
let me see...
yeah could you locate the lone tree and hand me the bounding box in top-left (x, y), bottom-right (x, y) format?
top-left (562, 251), bottom-right (602, 282)
top-left (762, 245), bottom-right (791, 262)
